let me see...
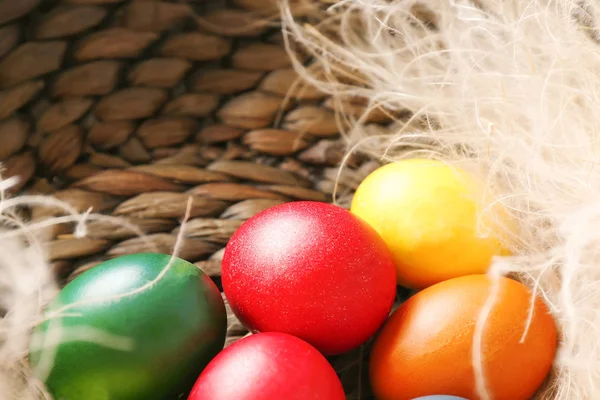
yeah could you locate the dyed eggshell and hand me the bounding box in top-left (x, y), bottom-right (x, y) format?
top-left (222, 201), bottom-right (397, 355)
top-left (29, 253), bottom-right (227, 400)
top-left (351, 159), bottom-right (514, 289)
top-left (412, 397), bottom-right (468, 400)
top-left (188, 332), bottom-right (346, 400)
top-left (369, 275), bottom-right (557, 400)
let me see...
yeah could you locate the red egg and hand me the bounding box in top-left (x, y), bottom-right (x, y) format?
top-left (188, 332), bottom-right (346, 400)
top-left (222, 201), bottom-right (397, 355)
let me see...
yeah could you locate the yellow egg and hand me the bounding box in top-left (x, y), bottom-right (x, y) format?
top-left (351, 158), bottom-right (512, 289)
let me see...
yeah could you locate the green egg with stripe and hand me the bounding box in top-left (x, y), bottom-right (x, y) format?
top-left (28, 253), bottom-right (227, 400)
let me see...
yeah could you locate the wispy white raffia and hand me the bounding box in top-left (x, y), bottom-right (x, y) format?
top-left (0, 173), bottom-right (195, 400)
top-left (281, 0), bottom-right (600, 398)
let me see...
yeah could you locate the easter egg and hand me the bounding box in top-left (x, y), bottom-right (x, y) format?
top-left (188, 332), bottom-right (346, 400)
top-left (222, 201), bottom-right (397, 355)
top-left (29, 253), bottom-right (227, 400)
top-left (413, 397), bottom-right (468, 400)
top-left (351, 158), bottom-right (513, 289)
top-left (369, 275), bottom-right (557, 400)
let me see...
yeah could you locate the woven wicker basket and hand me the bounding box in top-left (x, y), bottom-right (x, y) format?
top-left (0, 0), bottom-right (400, 398)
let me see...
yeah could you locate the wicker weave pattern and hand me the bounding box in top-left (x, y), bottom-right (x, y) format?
top-left (0, 1), bottom-right (394, 398)
top-left (1, 0), bottom-right (338, 275)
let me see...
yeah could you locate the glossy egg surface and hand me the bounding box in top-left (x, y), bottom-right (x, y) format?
top-left (29, 253), bottom-right (227, 400)
top-left (189, 332), bottom-right (346, 400)
top-left (412, 397), bottom-right (468, 400)
top-left (351, 159), bottom-right (513, 289)
top-left (370, 275), bottom-right (557, 400)
top-left (222, 201), bottom-right (397, 355)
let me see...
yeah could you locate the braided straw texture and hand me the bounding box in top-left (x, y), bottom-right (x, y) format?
top-left (0, 0), bottom-right (396, 398)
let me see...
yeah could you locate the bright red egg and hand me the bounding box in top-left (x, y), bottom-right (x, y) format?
top-left (188, 332), bottom-right (346, 400)
top-left (222, 201), bottom-right (397, 355)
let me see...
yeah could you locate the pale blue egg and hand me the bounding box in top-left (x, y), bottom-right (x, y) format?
top-left (412, 396), bottom-right (468, 400)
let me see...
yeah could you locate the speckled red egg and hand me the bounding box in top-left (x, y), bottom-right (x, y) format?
top-left (188, 332), bottom-right (346, 400)
top-left (222, 201), bottom-right (397, 355)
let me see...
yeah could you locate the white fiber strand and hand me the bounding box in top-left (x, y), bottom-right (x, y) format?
top-left (282, 0), bottom-right (600, 398)
top-left (0, 171), bottom-right (196, 399)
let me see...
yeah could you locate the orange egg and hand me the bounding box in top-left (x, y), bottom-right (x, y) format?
top-left (369, 275), bottom-right (557, 400)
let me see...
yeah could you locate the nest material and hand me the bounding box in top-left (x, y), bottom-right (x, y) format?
top-left (280, 0), bottom-right (600, 399)
top-left (0, 0), bottom-right (390, 399)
